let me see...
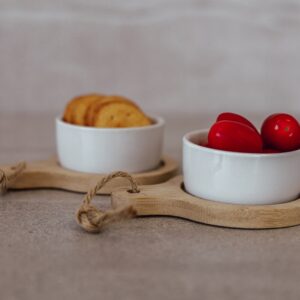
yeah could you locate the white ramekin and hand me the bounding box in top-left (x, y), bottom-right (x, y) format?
top-left (56, 117), bottom-right (165, 173)
top-left (183, 129), bottom-right (300, 205)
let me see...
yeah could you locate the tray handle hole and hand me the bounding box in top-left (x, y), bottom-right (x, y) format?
top-left (127, 189), bottom-right (140, 194)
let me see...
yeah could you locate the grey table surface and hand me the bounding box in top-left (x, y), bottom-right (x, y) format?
top-left (1, 112), bottom-right (300, 300)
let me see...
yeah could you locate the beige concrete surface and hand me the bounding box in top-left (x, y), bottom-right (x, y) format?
top-left (1, 113), bottom-right (300, 300)
top-left (1, 0), bottom-right (300, 116)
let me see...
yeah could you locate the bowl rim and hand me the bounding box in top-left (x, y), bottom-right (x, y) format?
top-left (183, 129), bottom-right (300, 158)
top-left (56, 115), bottom-right (165, 132)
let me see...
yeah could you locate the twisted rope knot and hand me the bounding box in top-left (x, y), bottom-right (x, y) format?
top-left (0, 162), bottom-right (26, 195)
top-left (0, 170), bottom-right (8, 194)
top-left (76, 171), bottom-right (139, 233)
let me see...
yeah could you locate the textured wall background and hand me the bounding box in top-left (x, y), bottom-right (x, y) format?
top-left (0, 0), bottom-right (300, 117)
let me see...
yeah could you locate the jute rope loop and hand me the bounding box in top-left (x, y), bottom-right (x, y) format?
top-left (76, 171), bottom-right (139, 233)
top-left (0, 162), bottom-right (26, 195)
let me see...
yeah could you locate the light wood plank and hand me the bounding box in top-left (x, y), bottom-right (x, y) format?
top-left (112, 176), bottom-right (300, 229)
top-left (0, 155), bottom-right (178, 194)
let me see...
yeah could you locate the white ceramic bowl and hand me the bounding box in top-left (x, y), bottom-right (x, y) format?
top-left (183, 129), bottom-right (300, 205)
top-left (56, 117), bottom-right (165, 173)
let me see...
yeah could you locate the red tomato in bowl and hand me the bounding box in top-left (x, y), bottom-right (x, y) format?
top-left (261, 114), bottom-right (300, 152)
top-left (262, 148), bottom-right (281, 154)
top-left (208, 120), bottom-right (263, 153)
top-left (199, 142), bottom-right (210, 148)
top-left (217, 112), bottom-right (258, 133)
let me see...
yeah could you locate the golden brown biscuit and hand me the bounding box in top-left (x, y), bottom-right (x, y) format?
top-left (63, 94), bottom-right (102, 125)
top-left (63, 98), bottom-right (78, 124)
top-left (63, 94), bottom-right (151, 128)
top-left (92, 96), bottom-right (151, 128)
top-left (84, 96), bottom-right (110, 126)
top-left (85, 96), bottom-right (132, 126)
top-left (70, 94), bottom-right (102, 126)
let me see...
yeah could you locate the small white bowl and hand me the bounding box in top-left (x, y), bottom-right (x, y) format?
top-left (183, 129), bottom-right (300, 205)
top-left (56, 116), bottom-right (165, 173)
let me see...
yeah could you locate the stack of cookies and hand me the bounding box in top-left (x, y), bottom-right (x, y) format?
top-left (63, 94), bottom-right (152, 128)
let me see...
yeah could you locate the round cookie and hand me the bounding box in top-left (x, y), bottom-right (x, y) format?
top-left (92, 96), bottom-right (151, 128)
top-left (70, 94), bottom-right (102, 126)
top-left (84, 95), bottom-right (110, 126)
top-left (63, 98), bottom-right (78, 124)
top-left (85, 96), bottom-right (128, 126)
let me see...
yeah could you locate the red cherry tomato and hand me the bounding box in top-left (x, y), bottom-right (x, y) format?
top-left (199, 142), bottom-right (210, 148)
top-left (262, 148), bottom-right (281, 154)
top-left (261, 114), bottom-right (300, 152)
top-left (208, 120), bottom-right (263, 153)
top-left (217, 112), bottom-right (258, 133)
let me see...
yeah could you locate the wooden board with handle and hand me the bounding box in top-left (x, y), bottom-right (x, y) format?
top-left (111, 175), bottom-right (300, 229)
top-left (0, 156), bottom-right (178, 195)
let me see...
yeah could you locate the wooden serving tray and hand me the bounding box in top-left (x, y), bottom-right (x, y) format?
top-left (0, 156), bottom-right (178, 195)
top-left (111, 176), bottom-right (300, 229)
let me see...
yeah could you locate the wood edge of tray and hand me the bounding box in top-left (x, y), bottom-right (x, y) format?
top-left (112, 176), bottom-right (300, 229)
top-left (1, 155), bottom-right (179, 194)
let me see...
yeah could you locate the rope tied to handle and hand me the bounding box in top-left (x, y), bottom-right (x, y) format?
top-left (76, 171), bottom-right (139, 233)
top-left (0, 162), bottom-right (26, 195)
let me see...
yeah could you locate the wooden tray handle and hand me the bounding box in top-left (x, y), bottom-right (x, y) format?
top-left (112, 176), bottom-right (300, 230)
top-left (0, 156), bottom-right (178, 195)
top-left (76, 171), bottom-right (140, 233)
top-left (0, 161), bottom-right (26, 194)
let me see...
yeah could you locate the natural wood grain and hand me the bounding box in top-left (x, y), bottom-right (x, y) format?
top-left (0, 156), bottom-right (178, 195)
top-left (112, 176), bottom-right (300, 229)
